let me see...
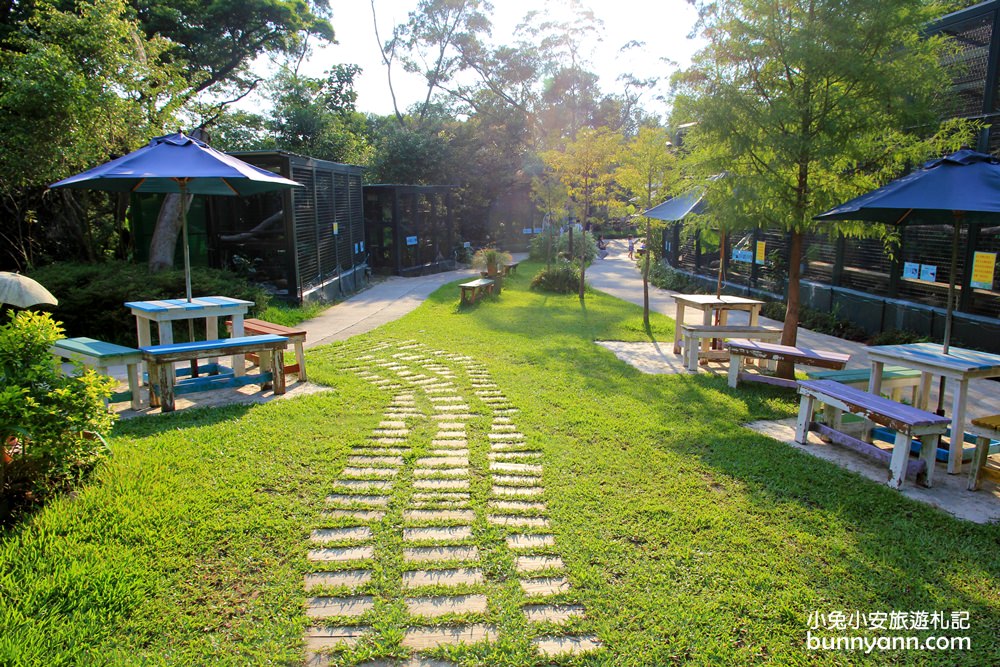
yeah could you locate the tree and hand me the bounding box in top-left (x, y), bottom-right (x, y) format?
top-left (672, 0), bottom-right (964, 378)
top-left (0, 0), bottom-right (186, 269)
top-left (616, 126), bottom-right (677, 329)
top-left (543, 127), bottom-right (621, 298)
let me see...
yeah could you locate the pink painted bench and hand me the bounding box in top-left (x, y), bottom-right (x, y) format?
top-left (794, 379), bottom-right (949, 489)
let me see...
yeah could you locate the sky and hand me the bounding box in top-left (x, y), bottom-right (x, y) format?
top-left (296, 0), bottom-right (706, 117)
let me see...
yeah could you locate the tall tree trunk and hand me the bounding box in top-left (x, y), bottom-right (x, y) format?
top-left (777, 230), bottom-right (803, 379)
top-left (148, 194), bottom-right (189, 273)
top-left (642, 218), bottom-right (651, 329)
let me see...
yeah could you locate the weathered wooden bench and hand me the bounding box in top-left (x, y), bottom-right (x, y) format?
top-left (967, 415), bottom-right (1000, 491)
top-left (52, 337), bottom-right (144, 410)
top-left (460, 278), bottom-right (495, 305)
top-left (228, 318), bottom-right (307, 382)
top-left (503, 261), bottom-right (520, 276)
top-left (806, 366), bottom-right (922, 402)
top-left (726, 339), bottom-right (850, 389)
top-left (795, 379), bottom-right (949, 489)
top-left (141, 334), bottom-right (287, 412)
top-left (680, 324), bottom-right (783, 372)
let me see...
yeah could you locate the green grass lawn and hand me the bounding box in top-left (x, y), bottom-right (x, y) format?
top-left (2, 261), bottom-right (998, 666)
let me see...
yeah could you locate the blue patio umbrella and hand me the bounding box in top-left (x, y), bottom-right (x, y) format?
top-left (814, 149), bottom-right (1000, 354)
top-left (50, 132), bottom-right (302, 301)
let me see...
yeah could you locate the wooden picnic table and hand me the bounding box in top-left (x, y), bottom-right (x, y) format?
top-left (672, 294), bottom-right (765, 356)
top-left (866, 343), bottom-right (1000, 475)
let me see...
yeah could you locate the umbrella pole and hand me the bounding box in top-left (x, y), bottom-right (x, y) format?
top-left (180, 182), bottom-right (193, 303)
top-left (936, 218), bottom-right (961, 415)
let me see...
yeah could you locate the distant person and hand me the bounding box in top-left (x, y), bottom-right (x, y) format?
top-left (627, 235), bottom-right (635, 260)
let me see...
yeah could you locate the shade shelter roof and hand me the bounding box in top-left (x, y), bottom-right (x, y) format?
top-left (641, 188), bottom-right (707, 221)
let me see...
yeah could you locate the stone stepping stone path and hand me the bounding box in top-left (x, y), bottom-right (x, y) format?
top-left (303, 340), bottom-right (600, 665)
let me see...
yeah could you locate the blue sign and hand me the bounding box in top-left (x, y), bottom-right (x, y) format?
top-left (731, 248), bottom-right (753, 263)
top-left (406, 236), bottom-right (418, 246)
top-left (919, 264), bottom-right (937, 282)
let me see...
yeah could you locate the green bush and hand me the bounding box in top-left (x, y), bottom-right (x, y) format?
top-left (868, 328), bottom-right (929, 346)
top-left (529, 229), bottom-right (598, 265)
top-left (1, 311), bottom-right (116, 521)
top-left (28, 261), bottom-right (271, 347)
top-left (762, 301), bottom-right (868, 341)
top-left (647, 261), bottom-right (701, 293)
top-left (530, 262), bottom-right (582, 293)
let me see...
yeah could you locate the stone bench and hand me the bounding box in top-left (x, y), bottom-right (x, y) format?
top-left (142, 334), bottom-right (287, 412)
top-left (726, 339), bottom-right (850, 389)
top-left (52, 337), bottom-right (143, 410)
top-left (679, 324), bottom-right (783, 371)
top-left (794, 379), bottom-right (949, 489)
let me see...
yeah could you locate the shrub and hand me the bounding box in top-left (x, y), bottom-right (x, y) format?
top-left (0, 311), bottom-right (116, 522)
top-left (762, 301), bottom-right (868, 341)
top-left (529, 229), bottom-right (598, 265)
top-left (869, 329), bottom-right (929, 346)
top-left (28, 261), bottom-right (271, 347)
top-left (530, 262), bottom-right (582, 293)
top-left (647, 261), bottom-right (701, 293)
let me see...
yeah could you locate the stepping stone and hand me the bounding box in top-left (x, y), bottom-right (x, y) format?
top-left (321, 509), bottom-right (385, 522)
top-left (516, 555), bottom-right (565, 573)
top-left (404, 509), bottom-right (475, 522)
top-left (520, 577), bottom-right (570, 597)
top-left (371, 437), bottom-right (408, 444)
top-left (308, 546), bottom-right (375, 562)
top-left (401, 624), bottom-right (496, 650)
top-left (488, 451), bottom-right (540, 461)
top-left (532, 635), bottom-right (601, 656)
top-left (412, 492), bottom-right (471, 502)
top-left (379, 421), bottom-right (407, 428)
top-left (438, 422), bottom-right (466, 429)
top-left (332, 479), bottom-right (392, 491)
top-left (304, 570), bottom-right (372, 591)
top-left (492, 474), bottom-right (541, 485)
top-left (430, 439), bottom-right (467, 448)
top-left (413, 479), bottom-right (470, 491)
top-left (506, 534), bottom-right (556, 549)
top-left (413, 467), bottom-right (469, 478)
top-left (489, 500), bottom-right (547, 512)
top-left (490, 462), bottom-right (542, 474)
top-left (405, 594), bottom-right (488, 617)
top-left (488, 515), bottom-right (549, 528)
top-left (403, 545), bottom-right (480, 563)
top-left (434, 405), bottom-right (471, 412)
top-left (428, 448), bottom-right (468, 456)
top-left (306, 595), bottom-right (374, 618)
top-left (310, 527), bottom-right (373, 543)
top-left (435, 431), bottom-right (466, 438)
top-left (342, 467), bottom-right (399, 478)
top-left (403, 568), bottom-right (484, 588)
top-left (415, 457), bottom-right (468, 467)
top-left (403, 526), bottom-right (473, 542)
top-left (325, 494), bottom-right (390, 507)
top-left (492, 485), bottom-right (544, 498)
top-left (371, 429), bottom-right (408, 437)
top-left (494, 408), bottom-right (520, 414)
top-left (429, 396), bottom-right (464, 402)
top-left (491, 424), bottom-right (518, 432)
top-left (523, 604), bottom-right (586, 623)
top-left (347, 456), bottom-right (404, 466)
top-left (350, 448), bottom-right (407, 457)
top-left (488, 433), bottom-right (525, 441)
top-left (492, 417), bottom-right (512, 424)
top-left (304, 625), bottom-right (369, 651)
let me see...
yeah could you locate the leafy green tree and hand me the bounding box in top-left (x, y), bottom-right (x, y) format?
top-left (0, 0), bottom-right (186, 269)
top-left (672, 0), bottom-right (969, 377)
top-left (616, 126), bottom-right (677, 328)
top-left (543, 127), bottom-right (622, 298)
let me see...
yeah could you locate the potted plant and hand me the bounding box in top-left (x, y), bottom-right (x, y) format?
top-left (472, 247), bottom-right (512, 278)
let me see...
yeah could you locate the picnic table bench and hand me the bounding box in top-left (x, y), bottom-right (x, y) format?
top-left (460, 278), bottom-right (495, 305)
top-left (503, 261), bottom-right (520, 276)
top-left (795, 379), bottom-right (950, 489)
top-left (228, 318), bottom-right (307, 382)
top-left (726, 339), bottom-right (850, 389)
top-left (679, 324), bottom-right (783, 371)
top-left (142, 334), bottom-right (287, 412)
top-left (806, 366), bottom-right (922, 402)
top-left (52, 337), bottom-right (143, 410)
top-left (968, 415), bottom-right (1000, 491)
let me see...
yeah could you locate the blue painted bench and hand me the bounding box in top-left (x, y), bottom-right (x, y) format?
top-left (794, 379), bottom-right (949, 489)
top-left (141, 334), bottom-right (287, 412)
top-left (52, 337), bottom-right (143, 410)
